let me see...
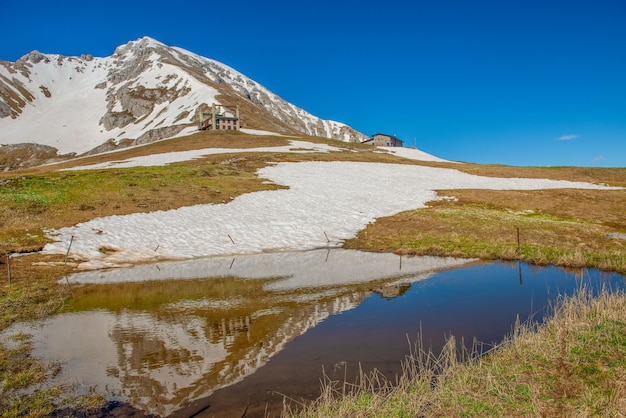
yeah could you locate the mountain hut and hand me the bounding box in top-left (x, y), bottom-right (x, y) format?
top-left (199, 104), bottom-right (240, 131)
top-left (362, 133), bottom-right (404, 147)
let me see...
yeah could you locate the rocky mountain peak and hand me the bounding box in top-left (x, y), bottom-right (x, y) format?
top-left (0, 37), bottom-right (369, 169)
top-left (113, 37), bottom-right (167, 60)
top-left (18, 50), bottom-right (50, 65)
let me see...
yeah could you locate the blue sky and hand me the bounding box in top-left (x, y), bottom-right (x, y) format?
top-left (2, 0), bottom-right (625, 167)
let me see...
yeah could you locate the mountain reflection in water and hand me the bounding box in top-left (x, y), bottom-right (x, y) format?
top-left (3, 250), bottom-right (471, 416)
top-left (4, 250), bottom-right (624, 416)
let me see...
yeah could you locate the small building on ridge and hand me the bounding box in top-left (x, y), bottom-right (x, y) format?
top-left (362, 133), bottom-right (404, 147)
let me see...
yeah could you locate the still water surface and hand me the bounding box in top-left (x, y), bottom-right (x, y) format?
top-left (3, 250), bottom-right (624, 417)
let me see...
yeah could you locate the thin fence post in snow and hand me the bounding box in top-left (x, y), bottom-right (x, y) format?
top-left (65, 235), bottom-right (75, 266)
top-left (324, 232), bottom-right (330, 243)
top-left (228, 234), bottom-right (236, 245)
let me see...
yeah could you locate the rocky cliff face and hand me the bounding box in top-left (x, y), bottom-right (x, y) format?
top-left (0, 37), bottom-right (368, 168)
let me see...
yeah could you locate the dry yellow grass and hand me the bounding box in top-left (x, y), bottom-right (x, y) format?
top-left (295, 288), bottom-right (626, 417)
top-left (345, 186), bottom-right (626, 274)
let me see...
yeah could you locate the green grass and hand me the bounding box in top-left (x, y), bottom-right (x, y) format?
top-left (1, 334), bottom-right (51, 391)
top-left (0, 163), bottom-right (255, 210)
top-left (0, 274), bottom-right (69, 331)
top-left (0, 261), bottom-right (105, 417)
top-left (0, 331), bottom-right (105, 418)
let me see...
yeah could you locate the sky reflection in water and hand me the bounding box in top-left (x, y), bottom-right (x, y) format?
top-left (2, 251), bottom-right (624, 416)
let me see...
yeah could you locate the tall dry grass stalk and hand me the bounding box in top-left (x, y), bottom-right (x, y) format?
top-left (291, 287), bottom-right (626, 417)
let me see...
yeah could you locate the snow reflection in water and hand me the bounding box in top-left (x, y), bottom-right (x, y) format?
top-left (4, 250), bottom-right (624, 417)
top-left (3, 250), bottom-right (470, 416)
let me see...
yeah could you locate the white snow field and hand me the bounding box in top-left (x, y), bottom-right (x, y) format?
top-left (378, 146), bottom-right (452, 163)
top-left (62, 140), bottom-right (346, 170)
top-left (42, 158), bottom-right (620, 270)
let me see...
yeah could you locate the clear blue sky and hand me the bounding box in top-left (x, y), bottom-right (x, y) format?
top-left (2, 0), bottom-right (625, 167)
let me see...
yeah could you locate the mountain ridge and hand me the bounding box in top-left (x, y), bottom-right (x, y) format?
top-left (0, 37), bottom-right (368, 169)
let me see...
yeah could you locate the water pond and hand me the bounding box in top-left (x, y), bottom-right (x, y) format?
top-left (2, 249), bottom-right (624, 417)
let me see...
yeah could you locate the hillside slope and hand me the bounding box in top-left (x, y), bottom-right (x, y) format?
top-left (0, 37), bottom-right (368, 167)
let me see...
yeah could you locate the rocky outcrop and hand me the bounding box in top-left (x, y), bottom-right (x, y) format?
top-left (0, 71), bottom-right (35, 118)
top-left (100, 84), bottom-right (191, 130)
top-left (133, 125), bottom-right (188, 146)
top-left (0, 143), bottom-right (75, 171)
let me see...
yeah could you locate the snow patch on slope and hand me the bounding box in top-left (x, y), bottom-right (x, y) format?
top-left (379, 146), bottom-right (454, 163)
top-left (0, 56), bottom-right (111, 154)
top-left (62, 140), bottom-right (345, 170)
top-left (42, 161), bottom-right (619, 269)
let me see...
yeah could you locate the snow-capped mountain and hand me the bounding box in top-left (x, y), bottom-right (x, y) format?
top-left (0, 37), bottom-right (368, 161)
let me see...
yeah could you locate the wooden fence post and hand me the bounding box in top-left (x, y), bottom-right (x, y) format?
top-left (65, 235), bottom-right (75, 265)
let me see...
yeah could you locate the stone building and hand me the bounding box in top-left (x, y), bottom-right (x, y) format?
top-left (362, 133), bottom-right (404, 147)
top-left (199, 104), bottom-right (240, 131)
